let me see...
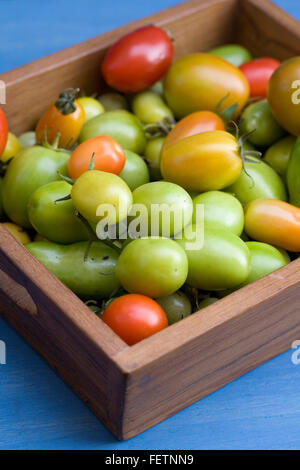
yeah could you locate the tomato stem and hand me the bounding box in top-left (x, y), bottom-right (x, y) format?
top-left (55, 88), bottom-right (80, 115)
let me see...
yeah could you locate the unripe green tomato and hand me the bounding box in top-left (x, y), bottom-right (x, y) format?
top-left (132, 91), bottom-right (174, 124)
top-left (119, 149), bottom-right (150, 191)
top-left (176, 225), bottom-right (251, 290)
top-left (18, 131), bottom-right (36, 149)
top-left (116, 237), bottom-right (188, 298)
top-left (77, 97), bottom-right (105, 122)
top-left (209, 44), bottom-right (252, 67)
top-left (240, 99), bottom-right (285, 147)
top-left (197, 297), bottom-right (219, 309)
top-left (79, 110), bottom-right (146, 154)
top-left (227, 156), bottom-right (287, 205)
top-left (192, 190), bottom-right (244, 236)
top-left (156, 291), bottom-right (192, 325)
top-left (26, 241), bottom-right (120, 299)
top-left (98, 92), bottom-right (128, 111)
top-left (264, 135), bottom-right (296, 179)
top-left (28, 181), bottom-right (89, 244)
top-left (144, 137), bottom-right (165, 180)
top-left (130, 181), bottom-right (193, 237)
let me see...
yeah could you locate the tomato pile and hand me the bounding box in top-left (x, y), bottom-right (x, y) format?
top-left (1, 26), bottom-right (300, 346)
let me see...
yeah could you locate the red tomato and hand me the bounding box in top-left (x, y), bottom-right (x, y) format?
top-left (68, 136), bottom-right (126, 179)
top-left (240, 57), bottom-right (280, 97)
top-left (101, 294), bottom-right (168, 345)
top-left (101, 26), bottom-right (174, 93)
top-left (0, 108), bottom-right (8, 156)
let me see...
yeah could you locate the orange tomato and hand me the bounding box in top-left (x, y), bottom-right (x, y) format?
top-left (36, 88), bottom-right (85, 148)
top-left (244, 199), bottom-right (300, 252)
top-left (163, 111), bottom-right (225, 150)
top-left (68, 136), bottom-right (125, 179)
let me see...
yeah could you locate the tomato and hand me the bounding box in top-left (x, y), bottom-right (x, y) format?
top-left (132, 91), bottom-right (174, 124)
top-left (240, 99), bottom-right (285, 147)
top-left (240, 57), bottom-right (280, 97)
top-left (77, 97), bottom-right (105, 122)
top-left (71, 170), bottom-right (132, 225)
top-left (209, 44), bottom-right (252, 67)
top-left (161, 130), bottom-right (242, 192)
top-left (0, 132), bottom-right (22, 162)
top-left (244, 199), bottom-right (300, 251)
top-left (0, 108), bottom-right (8, 156)
top-left (268, 57), bottom-right (300, 136)
top-left (264, 135), bottom-right (296, 179)
top-left (151, 81), bottom-right (164, 96)
top-left (287, 136), bottom-right (300, 206)
top-left (68, 136), bottom-right (125, 180)
top-left (176, 225), bottom-right (250, 290)
top-left (19, 131), bottom-right (36, 149)
top-left (198, 297), bottom-right (219, 309)
top-left (155, 291), bottom-right (192, 325)
top-left (119, 149), bottom-right (149, 191)
top-left (163, 53), bottom-right (249, 119)
top-left (28, 181), bottom-right (89, 244)
top-left (163, 111), bottom-right (225, 151)
top-left (227, 156), bottom-right (287, 205)
top-left (2, 144), bottom-right (70, 228)
top-left (192, 190), bottom-right (244, 236)
top-left (116, 237), bottom-right (188, 297)
top-left (98, 92), bottom-right (128, 111)
top-left (101, 25), bottom-right (173, 93)
top-left (130, 181), bottom-right (193, 237)
top-left (144, 137), bottom-right (165, 181)
top-left (26, 241), bottom-right (120, 299)
top-left (102, 294), bottom-right (168, 345)
top-left (2, 222), bottom-right (31, 245)
top-left (79, 110), bottom-right (146, 154)
top-left (36, 88), bottom-right (85, 148)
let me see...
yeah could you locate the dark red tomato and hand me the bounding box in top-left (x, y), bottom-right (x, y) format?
top-left (0, 108), bottom-right (8, 156)
top-left (101, 26), bottom-right (174, 93)
top-left (101, 294), bottom-right (168, 345)
top-left (240, 57), bottom-right (280, 97)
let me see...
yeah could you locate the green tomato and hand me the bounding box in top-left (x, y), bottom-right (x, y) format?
top-left (286, 137), bottom-right (300, 207)
top-left (2, 145), bottom-right (70, 228)
top-left (192, 190), bottom-right (244, 236)
top-left (116, 237), bottom-right (188, 297)
top-left (71, 170), bottom-right (132, 225)
top-left (277, 247), bottom-right (291, 264)
top-left (198, 297), bottom-right (219, 309)
top-left (151, 81), bottom-right (164, 96)
top-left (209, 44), bottom-right (252, 67)
top-left (227, 156), bottom-right (287, 205)
top-left (144, 136), bottom-right (165, 180)
top-left (264, 136), bottom-right (296, 179)
top-left (0, 177), bottom-right (3, 220)
top-left (132, 91), bottom-right (174, 124)
top-left (155, 291), bottom-right (192, 325)
top-left (240, 99), bottom-right (285, 147)
top-left (28, 181), bottom-right (89, 244)
top-left (98, 92), bottom-right (128, 111)
top-left (176, 225), bottom-right (251, 290)
top-left (26, 241), bottom-right (120, 299)
top-left (18, 131), bottom-right (36, 149)
top-left (119, 149), bottom-right (150, 191)
top-left (77, 97), bottom-right (105, 122)
top-left (130, 181), bottom-right (193, 237)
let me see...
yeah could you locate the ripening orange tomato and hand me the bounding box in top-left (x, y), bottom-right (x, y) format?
top-left (163, 111), bottom-right (225, 150)
top-left (36, 88), bottom-right (85, 148)
top-left (68, 136), bottom-right (126, 179)
top-left (244, 199), bottom-right (300, 252)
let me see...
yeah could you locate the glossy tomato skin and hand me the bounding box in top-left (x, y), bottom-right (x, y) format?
top-left (102, 294), bottom-right (168, 345)
top-left (163, 53), bottom-right (249, 119)
top-left (163, 111), bottom-right (225, 150)
top-left (68, 136), bottom-right (125, 179)
top-left (161, 130), bottom-right (242, 192)
top-left (244, 199), bottom-right (300, 252)
top-left (264, 135), bottom-right (296, 179)
top-left (0, 108), bottom-right (8, 156)
top-left (268, 57), bottom-right (300, 136)
top-left (240, 57), bottom-right (280, 97)
top-left (101, 26), bottom-right (173, 93)
top-left (209, 44), bottom-right (252, 67)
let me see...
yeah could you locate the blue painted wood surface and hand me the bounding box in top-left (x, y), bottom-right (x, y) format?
top-left (0, 0), bottom-right (300, 450)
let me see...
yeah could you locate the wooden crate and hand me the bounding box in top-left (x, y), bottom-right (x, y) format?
top-left (1, 0), bottom-right (300, 440)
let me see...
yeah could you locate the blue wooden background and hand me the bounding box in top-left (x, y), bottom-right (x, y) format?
top-left (1, 0), bottom-right (300, 450)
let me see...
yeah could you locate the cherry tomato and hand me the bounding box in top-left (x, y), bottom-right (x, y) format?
top-left (77, 97), bottom-right (104, 122)
top-left (155, 291), bottom-right (192, 325)
top-left (240, 57), bottom-right (280, 97)
top-left (209, 44), bottom-right (252, 67)
top-left (101, 26), bottom-right (173, 93)
top-left (119, 149), bottom-right (149, 191)
top-left (264, 135), bottom-right (296, 179)
top-left (98, 92), bottom-right (128, 111)
top-left (102, 294), bottom-right (168, 345)
top-left (144, 137), bottom-right (165, 181)
top-left (132, 91), bottom-right (174, 124)
top-left (198, 297), bottom-right (219, 309)
top-left (68, 136), bottom-right (125, 179)
top-left (36, 88), bottom-right (85, 148)
top-left (0, 132), bottom-right (22, 162)
top-left (0, 108), bottom-right (8, 156)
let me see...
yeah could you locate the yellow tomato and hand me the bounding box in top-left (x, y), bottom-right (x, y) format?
top-left (77, 97), bottom-right (105, 122)
top-left (160, 130), bottom-right (242, 192)
top-left (1, 132), bottom-right (22, 162)
top-left (2, 222), bottom-right (31, 244)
